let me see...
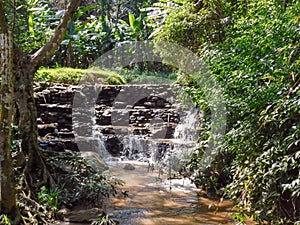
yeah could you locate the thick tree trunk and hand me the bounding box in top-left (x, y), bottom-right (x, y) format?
top-left (14, 0), bottom-right (81, 187)
top-left (14, 48), bottom-right (57, 189)
top-left (0, 12), bottom-right (21, 223)
top-left (14, 48), bottom-right (41, 172)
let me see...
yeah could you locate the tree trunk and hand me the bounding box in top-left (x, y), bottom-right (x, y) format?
top-left (15, 0), bottom-right (82, 187)
top-left (0, 3), bottom-right (21, 221)
top-left (14, 47), bottom-right (42, 175)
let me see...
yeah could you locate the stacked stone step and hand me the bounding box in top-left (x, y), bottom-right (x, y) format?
top-left (34, 83), bottom-right (182, 158)
top-left (34, 83), bottom-right (78, 151)
top-left (105, 85), bottom-right (181, 140)
top-left (75, 84), bottom-right (182, 159)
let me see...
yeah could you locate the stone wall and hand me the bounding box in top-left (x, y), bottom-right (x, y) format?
top-left (34, 83), bottom-right (182, 158)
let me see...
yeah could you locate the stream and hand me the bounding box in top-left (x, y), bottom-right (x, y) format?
top-left (105, 161), bottom-right (237, 225)
top-left (56, 161), bottom-right (255, 225)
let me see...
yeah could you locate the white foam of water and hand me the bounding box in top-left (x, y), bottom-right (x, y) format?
top-left (157, 108), bottom-right (201, 174)
top-left (173, 108), bottom-right (201, 142)
top-left (92, 128), bottom-right (112, 160)
top-left (122, 134), bottom-right (148, 160)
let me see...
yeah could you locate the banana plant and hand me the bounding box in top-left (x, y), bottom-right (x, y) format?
top-left (121, 10), bottom-right (149, 41)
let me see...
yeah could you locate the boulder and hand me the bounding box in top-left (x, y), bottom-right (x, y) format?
top-left (123, 163), bottom-right (135, 170)
top-left (80, 151), bottom-right (109, 173)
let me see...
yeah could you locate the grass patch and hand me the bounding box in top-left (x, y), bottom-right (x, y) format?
top-left (34, 67), bottom-right (126, 85)
top-left (34, 67), bottom-right (178, 85)
top-left (34, 67), bottom-right (85, 84)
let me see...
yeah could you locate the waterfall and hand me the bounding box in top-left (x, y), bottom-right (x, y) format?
top-left (156, 108), bottom-right (201, 175)
top-left (122, 134), bottom-right (149, 161)
top-left (92, 127), bottom-right (112, 161)
top-left (72, 85), bottom-right (201, 167)
top-left (173, 108), bottom-right (201, 143)
top-left (88, 107), bottom-right (201, 169)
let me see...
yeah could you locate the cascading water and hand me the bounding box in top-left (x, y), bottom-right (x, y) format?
top-left (173, 108), bottom-right (201, 142)
top-left (121, 134), bottom-right (150, 161)
top-left (92, 127), bottom-right (112, 161)
top-left (152, 108), bottom-right (201, 177)
top-left (90, 106), bottom-right (201, 169)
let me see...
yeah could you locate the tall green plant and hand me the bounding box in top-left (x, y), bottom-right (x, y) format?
top-left (11, 0), bottom-right (56, 52)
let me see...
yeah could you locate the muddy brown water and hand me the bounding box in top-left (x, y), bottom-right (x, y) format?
top-left (105, 162), bottom-right (254, 225)
top-left (56, 162), bottom-right (255, 225)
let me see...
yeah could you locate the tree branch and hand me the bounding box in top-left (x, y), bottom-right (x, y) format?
top-left (30, 0), bottom-right (81, 67)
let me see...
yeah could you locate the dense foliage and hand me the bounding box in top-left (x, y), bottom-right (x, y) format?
top-left (152, 0), bottom-right (299, 223)
top-left (207, 2), bottom-right (300, 223)
top-left (5, 0), bottom-right (156, 68)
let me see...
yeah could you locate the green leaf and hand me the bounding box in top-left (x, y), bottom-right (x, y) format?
top-left (128, 12), bottom-right (136, 29)
top-left (28, 13), bottom-right (34, 37)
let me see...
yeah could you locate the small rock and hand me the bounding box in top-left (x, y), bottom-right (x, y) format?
top-left (123, 164), bottom-right (135, 170)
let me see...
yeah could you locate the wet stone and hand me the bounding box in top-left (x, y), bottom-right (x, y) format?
top-left (123, 164), bottom-right (135, 170)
